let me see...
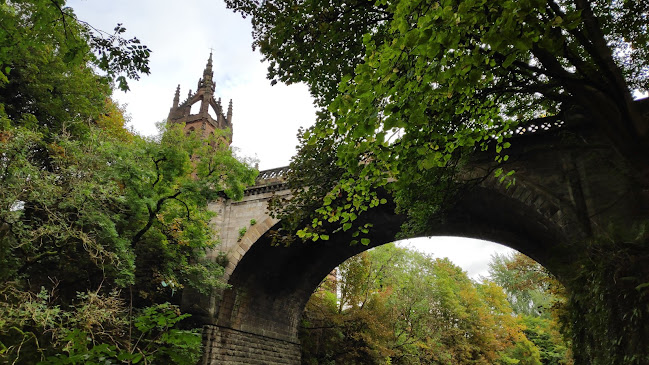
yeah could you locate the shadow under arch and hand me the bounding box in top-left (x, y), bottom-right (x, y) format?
top-left (213, 183), bottom-right (577, 343)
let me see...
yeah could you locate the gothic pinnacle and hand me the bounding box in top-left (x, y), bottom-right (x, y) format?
top-left (203, 52), bottom-right (214, 81)
top-left (207, 51), bottom-right (213, 70)
top-left (172, 84), bottom-right (180, 108)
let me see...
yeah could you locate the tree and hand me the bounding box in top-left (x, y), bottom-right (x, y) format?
top-left (300, 244), bottom-right (542, 364)
top-left (0, 1), bottom-right (257, 362)
top-left (521, 316), bottom-right (572, 365)
top-left (0, 0), bottom-right (150, 97)
top-left (229, 0), bottom-right (649, 240)
top-left (0, 118), bottom-right (256, 364)
top-left (229, 2), bottom-right (649, 363)
top-left (225, 0), bottom-right (391, 108)
top-left (488, 252), bottom-right (558, 317)
top-left (487, 253), bottom-right (572, 364)
top-left (228, 0), bottom-right (648, 168)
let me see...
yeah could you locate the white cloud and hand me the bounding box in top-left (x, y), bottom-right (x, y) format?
top-left (397, 237), bottom-right (517, 280)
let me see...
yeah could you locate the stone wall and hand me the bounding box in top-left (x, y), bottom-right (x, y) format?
top-left (207, 172), bottom-right (289, 260)
top-left (202, 325), bottom-right (301, 365)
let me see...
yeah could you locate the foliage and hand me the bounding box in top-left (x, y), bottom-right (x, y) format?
top-left (488, 252), bottom-right (560, 317)
top-left (0, 123), bottom-right (256, 304)
top-left (487, 253), bottom-right (572, 364)
top-left (0, 0), bottom-right (150, 96)
top-left (96, 98), bottom-right (134, 142)
top-left (238, 227), bottom-right (247, 241)
top-left (0, 286), bottom-right (201, 364)
top-left (267, 127), bottom-right (347, 246)
top-left (521, 316), bottom-right (572, 365)
top-left (88, 22), bottom-right (151, 92)
top-left (230, 0), bottom-right (649, 239)
top-left (230, 0), bottom-right (648, 167)
top-left (0, 1), bottom-right (256, 363)
top-left (0, 116), bottom-right (255, 362)
top-left (300, 244), bottom-right (549, 364)
top-left (0, 0), bottom-right (149, 140)
top-left (231, 0), bottom-right (647, 195)
top-left (561, 228), bottom-right (649, 365)
top-left (225, 0), bottom-right (391, 108)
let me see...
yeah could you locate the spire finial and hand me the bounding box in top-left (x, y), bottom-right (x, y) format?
top-left (204, 52), bottom-right (213, 76)
top-left (200, 52), bottom-right (214, 89)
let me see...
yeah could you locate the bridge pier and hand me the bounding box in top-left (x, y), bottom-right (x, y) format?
top-left (202, 325), bottom-right (301, 365)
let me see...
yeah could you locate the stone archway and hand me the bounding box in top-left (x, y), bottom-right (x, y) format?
top-left (200, 181), bottom-right (578, 364)
top-left (221, 216), bottom-right (279, 282)
top-left (196, 120), bottom-right (647, 364)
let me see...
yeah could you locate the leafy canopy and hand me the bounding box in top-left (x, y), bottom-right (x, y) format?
top-left (300, 244), bottom-right (554, 364)
top-left (229, 2), bottom-right (649, 363)
top-left (0, 1), bottom-right (257, 363)
top-left (229, 0), bottom-right (649, 240)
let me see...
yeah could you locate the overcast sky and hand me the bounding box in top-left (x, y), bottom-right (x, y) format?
top-left (68, 0), bottom-right (516, 279)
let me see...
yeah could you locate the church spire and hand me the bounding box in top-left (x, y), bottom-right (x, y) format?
top-left (204, 51), bottom-right (213, 77)
top-left (167, 52), bottom-right (232, 145)
top-left (200, 51), bottom-right (214, 88)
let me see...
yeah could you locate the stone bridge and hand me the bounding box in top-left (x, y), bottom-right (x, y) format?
top-left (172, 55), bottom-right (647, 364)
top-left (182, 115), bottom-right (647, 365)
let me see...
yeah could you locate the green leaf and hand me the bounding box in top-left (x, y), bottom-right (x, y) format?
top-left (636, 283), bottom-right (649, 291)
top-left (503, 53), bottom-right (517, 68)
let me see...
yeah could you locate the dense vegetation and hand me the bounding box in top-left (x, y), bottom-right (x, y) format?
top-left (0, 1), bottom-right (256, 363)
top-left (228, 0), bottom-right (649, 363)
top-left (1, 0), bottom-right (647, 363)
top-left (300, 245), bottom-right (571, 364)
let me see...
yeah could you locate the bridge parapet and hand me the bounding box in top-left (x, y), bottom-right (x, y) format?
top-left (256, 166), bottom-right (291, 182)
top-left (245, 166), bottom-right (290, 196)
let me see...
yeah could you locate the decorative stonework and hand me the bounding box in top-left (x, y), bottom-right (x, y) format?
top-left (168, 53), bottom-right (233, 143)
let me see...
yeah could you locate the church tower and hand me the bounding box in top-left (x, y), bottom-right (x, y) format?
top-left (167, 52), bottom-right (233, 144)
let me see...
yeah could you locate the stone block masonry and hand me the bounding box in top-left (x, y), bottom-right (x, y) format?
top-left (202, 325), bottom-right (301, 365)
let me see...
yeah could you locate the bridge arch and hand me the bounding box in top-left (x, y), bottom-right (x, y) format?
top-left (198, 177), bottom-right (581, 365)
top-left (197, 123), bottom-right (641, 364)
top-left (222, 216), bottom-right (279, 282)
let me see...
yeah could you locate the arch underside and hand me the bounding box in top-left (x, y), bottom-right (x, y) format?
top-left (214, 184), bottom-right (577, 342)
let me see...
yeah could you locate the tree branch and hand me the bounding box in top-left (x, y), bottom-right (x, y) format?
top-left (151, 157), bottom-right (167, 188)
top-left (171, 196), bottom-right (191, 220)
top-left (131, 190), bottom-right (182, 246)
